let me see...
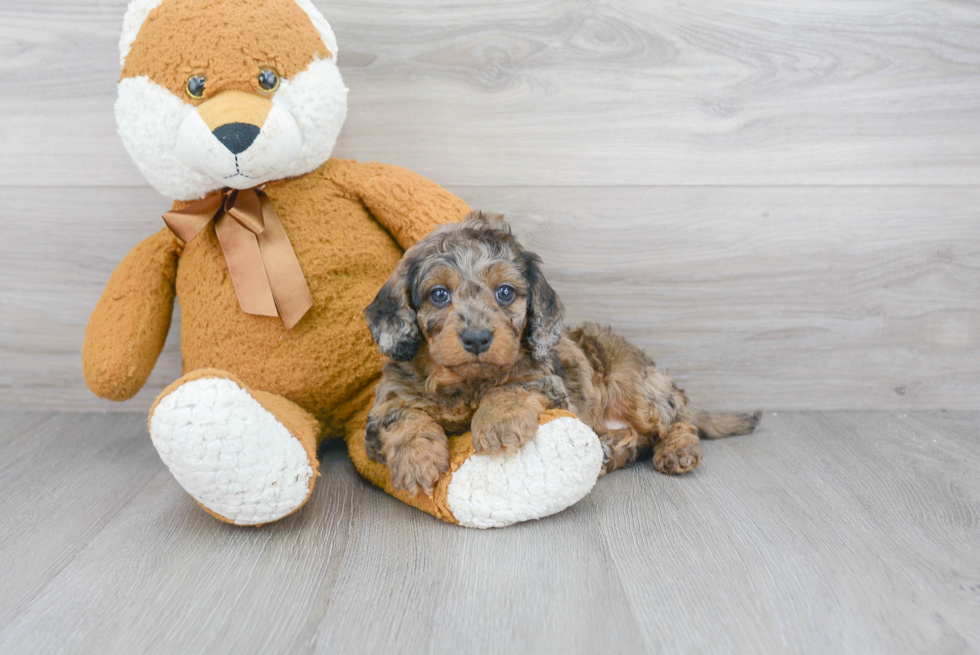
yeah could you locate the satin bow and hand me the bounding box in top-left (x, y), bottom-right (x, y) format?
top-left (163, 188), bottom-right (313, 330)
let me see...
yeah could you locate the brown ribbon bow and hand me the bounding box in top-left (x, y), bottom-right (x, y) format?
top-left (163, 188), bottom-right (313, 330)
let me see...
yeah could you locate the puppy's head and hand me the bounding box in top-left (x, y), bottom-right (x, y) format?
top-left (116, 0), bottom-right (348, 200)
top-left (365, 212), bottom-right (565, 377)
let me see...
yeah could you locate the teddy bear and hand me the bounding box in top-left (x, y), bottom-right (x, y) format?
top-left (82, 0), bottom-right (603, 528)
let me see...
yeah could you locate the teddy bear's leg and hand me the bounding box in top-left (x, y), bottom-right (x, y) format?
top-left (148, 369), bottom-right (320, 526)
top-left (346, 406), bottom-right (604, 528)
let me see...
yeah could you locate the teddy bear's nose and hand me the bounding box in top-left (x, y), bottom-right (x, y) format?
top-left (212, 123), bottom-right (261, 155)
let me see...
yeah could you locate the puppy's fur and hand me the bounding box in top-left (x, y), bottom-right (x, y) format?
top-left (365, 212), bottom-right (760, 496)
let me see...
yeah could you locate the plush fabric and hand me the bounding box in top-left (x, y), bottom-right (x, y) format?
top-left (115, 0), bottom-right (349, 199)
top-left (149, 369), bottom-right (319, 526)
top-left (83, 228), bottom-right (180, 401)
top-left (169, 159), bottom-right (469, 430)
top-left (85, 0), bottom-right (602, 528)
top-left (119, 0), bottom-right (338, 69)
top-left (347, 409), bottom-right (604, 528)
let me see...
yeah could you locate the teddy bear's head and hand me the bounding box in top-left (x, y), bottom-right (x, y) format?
top-left (115, 0), bottom-right (348, 200)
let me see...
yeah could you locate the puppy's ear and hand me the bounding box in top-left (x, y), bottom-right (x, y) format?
top-left (365, 257), bottom-right (422, 362)
top-left (461, 210), bottom-right (510, 235)
top-left (522, 251), bottom-right (565, 361)
top-left (463, 210), bottom-right (505, 225)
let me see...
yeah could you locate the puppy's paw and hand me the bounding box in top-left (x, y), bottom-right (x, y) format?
top-left (653, 441), bottom-right (703, 475)
top-left (471, 403), bottom-right (540, 456)
top-left (386, 435), bottom-right (451, 497)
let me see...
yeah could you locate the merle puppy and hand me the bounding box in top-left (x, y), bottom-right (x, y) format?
top-left (364, 212), bottom-right (760, 496)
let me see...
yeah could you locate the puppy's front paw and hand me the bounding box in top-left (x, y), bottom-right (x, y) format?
top-left (653, 441), bottom-right (702, 475)
top-left (386, 435), bottom-right (450, 497)
top-left (471, 403), bottom-right (540, 456)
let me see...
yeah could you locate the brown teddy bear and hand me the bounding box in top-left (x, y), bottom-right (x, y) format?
top-left (83, 0), bottom-right (602, 528)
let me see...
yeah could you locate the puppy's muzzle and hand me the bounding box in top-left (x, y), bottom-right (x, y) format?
top-left (460, 328), bottom-right (493, 355)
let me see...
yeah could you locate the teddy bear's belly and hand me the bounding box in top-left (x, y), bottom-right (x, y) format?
top-left (175, 194), bottom-right (402, 427)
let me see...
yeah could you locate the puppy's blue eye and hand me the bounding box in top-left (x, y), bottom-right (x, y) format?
top-left (495, 284), bottom-right (516, 305)
top-left (429, 287), bottom-right (451, 306)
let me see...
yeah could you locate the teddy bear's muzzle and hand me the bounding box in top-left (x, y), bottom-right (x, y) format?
top-left (197, 90), bottom-right (272, 135)
top-left (212, 123), bottom-right (261, 155)
top-left (176, 90), bottom-right (303, 189)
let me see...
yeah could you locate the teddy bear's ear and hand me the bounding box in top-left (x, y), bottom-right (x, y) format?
top-left (365, 256), bottom-right (422, 362)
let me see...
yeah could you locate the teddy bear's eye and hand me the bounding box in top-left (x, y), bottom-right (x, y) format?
top-left (186, 75), bottom-right (206, 99)
top-left (258, 68), bottom-right (280, 93)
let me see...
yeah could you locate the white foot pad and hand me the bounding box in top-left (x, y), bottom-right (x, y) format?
top-left (149, 377), bottom-right (314, 525)
top-left (446, 417), bottom-right (603, 529)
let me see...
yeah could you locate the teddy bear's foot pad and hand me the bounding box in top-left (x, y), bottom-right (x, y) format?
top-left (446, 417), bottom-right (603, 529)
top-left (149, 377), bottom-right (314, 525)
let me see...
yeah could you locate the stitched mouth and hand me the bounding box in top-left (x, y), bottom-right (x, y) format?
top-left (222, 155), bottom-right (257, 180)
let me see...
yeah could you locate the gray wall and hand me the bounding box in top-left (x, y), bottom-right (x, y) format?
top-left (1, 0), bottom-right (978, 412)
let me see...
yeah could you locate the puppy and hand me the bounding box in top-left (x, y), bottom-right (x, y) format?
top-left (364, 212), bottom-right (760, 496)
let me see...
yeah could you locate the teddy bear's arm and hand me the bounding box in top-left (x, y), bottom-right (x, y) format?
top-left (82, 228), bottom-right (180, 401)
top-left (345, 161), bottom-right (471, 249)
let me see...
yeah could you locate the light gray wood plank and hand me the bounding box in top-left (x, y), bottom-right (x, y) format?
top-left (0, 186), bottom-right (182, 412)
top-left (478, 185), bottom-right (980, 411)
top-left (0, 417), bottom-right (645, 654)
top-left (588, 411), bottom-right (980, 654)
top-left (0, 412), bottom-right (163, 625)
top-left (0, 426), bottom-right (362, 655)
top-left (2, 0), bottom-right (979, 187)
top-left (2, 185), bottom-right (976, 412)
top-left (0, 411), bottom-right (976, 654)
top-left (310, 474), bottom-right (646, 654)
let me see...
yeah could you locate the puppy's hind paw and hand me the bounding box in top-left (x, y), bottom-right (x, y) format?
top-left (653, 442), bottom-right (703, 475)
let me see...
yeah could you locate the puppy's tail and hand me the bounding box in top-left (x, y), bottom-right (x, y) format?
top-left (692, 409), bottom-right (762, 439)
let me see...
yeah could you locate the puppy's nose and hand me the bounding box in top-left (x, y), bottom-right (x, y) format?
top-left (460, 329), bottom-right (494, 355)
top-left (212, 123), bottom-right (260, 154)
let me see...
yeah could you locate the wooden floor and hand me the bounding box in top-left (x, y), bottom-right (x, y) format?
top-left (1, 411), bottom-right (977, 654)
